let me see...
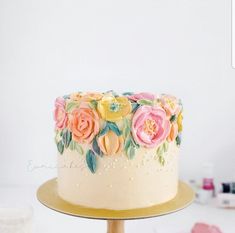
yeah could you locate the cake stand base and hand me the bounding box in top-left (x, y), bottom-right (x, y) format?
top-left (37, 178), bottom-right (194, 233)
top-left (107, 220), bottom-right (124, 233)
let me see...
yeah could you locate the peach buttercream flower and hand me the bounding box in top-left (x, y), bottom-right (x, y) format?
top-left (97, 96), bottom-right (131, 122)
top-left (69, 104), bottom-right (99, 144)
top-left (97, 130), bottom-right (124, 155)
top-left (160, 94), bottom-right (181, 117)
top-left (132, 105), bottom-right (170, 148)
top-left (54, 97), bottom-right (68, 130)
top-left (70, 92), bottom-right (83, 102)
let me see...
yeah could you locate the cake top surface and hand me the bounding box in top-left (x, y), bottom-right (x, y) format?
top-left (54, 91), bottom-right (183, 173)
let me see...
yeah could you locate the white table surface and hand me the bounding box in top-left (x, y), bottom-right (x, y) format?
top-left (0, 184), bottom-right (234, 233)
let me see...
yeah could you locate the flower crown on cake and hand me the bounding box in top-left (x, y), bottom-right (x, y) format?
top-left (54, 91), bottom-right (183, 173)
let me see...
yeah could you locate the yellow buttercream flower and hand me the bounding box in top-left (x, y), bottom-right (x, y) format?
top-left (97, 96), bottom-right (132, 122)
top-left (177, 111), bottom-right (183, 132)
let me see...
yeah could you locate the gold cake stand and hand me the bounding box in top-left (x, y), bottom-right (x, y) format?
top-left (37, 178), bottom-right (194, 233)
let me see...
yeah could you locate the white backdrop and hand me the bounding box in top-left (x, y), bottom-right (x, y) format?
top-left (0, 0), bottom-right (235, 186)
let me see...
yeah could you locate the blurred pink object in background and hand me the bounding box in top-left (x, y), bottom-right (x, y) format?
top-left (192, 223), bottom-right (223, 233)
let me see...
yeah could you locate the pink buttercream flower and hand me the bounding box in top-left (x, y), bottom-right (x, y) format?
top-left (69, 104), bottom-right (99, 144)
top-left (132, 105), bottom-right (170, 148)
top-left (128, 92), bottom-right (155, 102)
top-left (54, 97), bottom-right (68, 130)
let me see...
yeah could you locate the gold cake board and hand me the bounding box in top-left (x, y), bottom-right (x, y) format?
top-left (37, 178), bottom-right (194, 233)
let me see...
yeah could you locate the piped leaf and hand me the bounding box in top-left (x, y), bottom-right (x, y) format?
top-left (163, 141), bottom-right (169, 152)
top-left (127, 145), bottom-right (135, 160)
top-left (156, 145), bottom-right (164, 157)
top-left (170, 114), bottom-right (176, 122)
top-left (107, 122), bottom-right (122, 136)
top-left (124, 138), bottom-right (131, 151)
top-left (86, 150), bottom-right (97, 173)
top-left (92, 137), bottom-right (103, 156)
top-left (62, 129), bottom-right (72, 148)
top-left (69, 140), bottom-right (76, 150)
top-left (99, 124), bottom-right (109, 136)
top-left (66, 101), bottom-right (79, 112)
top-left (122, 92), bottom-right (134, 96)
top-left (131, 102), bottom-right (140, 113)
top-left (158, 155), bottom-right (165, 166)
top-left (137, 99), bottom-right (153, 106)
top-left (57, 141), bottom-right (64, 154)
top-left (69, 140), bottom-right (83, 155)
top-left (89, 100), bottom-right (98, 109)
top-left (176, 135), bottom-right (181, 146)
top-left (75, 143), bottom-right (84, 155)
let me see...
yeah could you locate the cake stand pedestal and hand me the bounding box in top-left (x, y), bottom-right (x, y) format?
top-left (37, 178), bottom-right (194, 233)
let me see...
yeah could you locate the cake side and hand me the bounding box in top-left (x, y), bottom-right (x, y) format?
top-left (54, 91), bottom-right (183, 210)
top-left (57, 142), bottom-right (179, 210)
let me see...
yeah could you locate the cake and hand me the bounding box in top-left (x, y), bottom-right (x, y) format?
top-left (54, 91), bottom-right (183, 210)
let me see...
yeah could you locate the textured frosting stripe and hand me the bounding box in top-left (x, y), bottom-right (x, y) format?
top-left (54, 91), bottom-right (183, 173)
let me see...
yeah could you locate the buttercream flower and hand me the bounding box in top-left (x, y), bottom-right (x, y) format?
top-left (167, 123), bottom-right (178, 142)
top-left (160, 94), bottom-right (181, 117)
top-left (132, 105), bottom-right (170, 148)
top-left (70, 92), bottom-right (83, 102)
top-left (97, 96), bottom-right (131, 122)
top-left (128, 92), bottom-right (155, 102)
top-left (81, 92), bottom-right (103, 102)
top-left (97, 130), bottom-right (124, 155)
top-left (177, 111), bottom-right (183, 132)
top-left (69, 104), bottom-right (99, 144)
top-left (54, 97), bottom-right (68, 130)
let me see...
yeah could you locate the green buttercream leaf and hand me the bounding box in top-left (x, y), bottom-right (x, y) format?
top-left (86, 149), bottom-right (97, 173)
top-left (92, 137), bottom-right (103, 156)
top-left (122, 92), bottom-right (134, 96)
top-left (54, 130), bottom-right (61, 144)
top-left (99, 124), bottom-right (109, 136)
top-left (124, 138), bottom-right (131, 151)
top-left (131, 137), bottom-right (140, 148)
top-left (127, 145), bottom-right (135, 160)
top-left (124, 126), bottom-right (131, 138)
top-left (75, 143), bottom-right (84, 155)
top-left (156, 145), bottom-right (164, 157)
top-left (158, 155), bottom-right (165, 166)
top-left (62, 129), bottom-right (72, 148)
top-left (163, 141), bottom-right (169, 152)
top-left (107, 122), bottom-right (122, 136)
top-left (131, 102), bottom-right (140, 113)
top-left (89, 100), bottom-right (98, 109)
top-left (69, 140), bottom-right (76, 150)
top-left (105, 90), bottom-right (118, 97)
top-left (137, 99), bottom-right (153, 106)
top-left (57, 141), bottom-right (64, 155)
top-left (65, 101), bottom-right (79, 112)
top-left (176, 135), bottom-right (181, 146)
top-left (123, 118), bottom-right (131, 138)
top-left (170, 114), bottom-right (176, 122)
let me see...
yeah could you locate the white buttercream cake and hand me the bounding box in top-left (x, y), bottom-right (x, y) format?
top-left (54, 91), bottom-right (183, 210)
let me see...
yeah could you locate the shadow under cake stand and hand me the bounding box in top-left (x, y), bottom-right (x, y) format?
top-left (37, 178), bottom-right (194, 233)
